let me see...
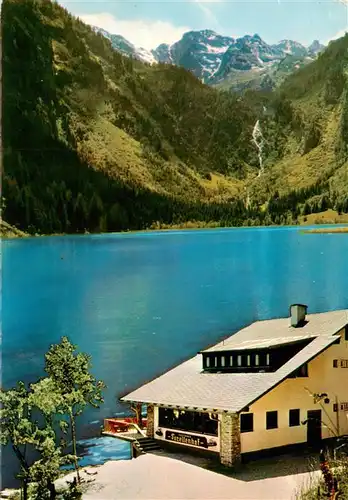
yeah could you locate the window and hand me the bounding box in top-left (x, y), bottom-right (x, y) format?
top-left (345, 325), bottom-right (348, 341)
top-left (221, 356), bottom-right (225, 367)
top-left (237, 355), bottom-right (242, 367)
top-left (266, 353), bottom-right (270, 366)
top-left (158, 408), bottom-right (218, 436)
top-left (266, 411), bottom-right (278, 430)
top-left (214, 356), bottom-right (218, 367)
top-left (240, 413), bottom-right (254, 433)
top-left (298, 364), bottom-right (308, 377)
top-left (288, 364), bottom-right (308, 378)
top-left (333, 359), bottom-right (338, 368)
top-left (289, 409), bottom-right (300, 427)
top-left (247, 355), bottom-right (251, 366)
top-left (230, 355), bottom-right (233, 367)
top-left (333, 403), bottom-right (348, 412)
top-left (255, 354), bottom-right (259, 366)
top-left (206, 357), bottom-right (210, 368)
top-left (341, 359), bottom-right (348, 368)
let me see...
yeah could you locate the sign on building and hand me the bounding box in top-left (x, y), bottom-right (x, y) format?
top-left (165, 430), bottom-right (217, 449)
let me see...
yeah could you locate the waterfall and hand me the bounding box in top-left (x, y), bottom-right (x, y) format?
top-left (252, 119), bottom-right (265, 177)
top-left (243, 182), bottom-right (253, 211)
top-left (245, 190), bottom-right (251, 210)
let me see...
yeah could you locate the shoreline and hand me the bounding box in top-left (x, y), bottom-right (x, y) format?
top-left (2, 220), bottom-right (348, 240)
top-left (301, 227), bottom-right (348, 234)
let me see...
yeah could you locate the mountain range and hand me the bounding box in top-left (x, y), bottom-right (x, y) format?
top-left (2, 0), bottom-right (348, 236)
top-left (93, 26), bottom-right (325, 91)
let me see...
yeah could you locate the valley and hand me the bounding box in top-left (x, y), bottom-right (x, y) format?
top-left (2, 0), bottom-right (348, 235)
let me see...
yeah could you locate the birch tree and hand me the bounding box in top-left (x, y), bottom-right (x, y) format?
top-left (44, 337), bottom-right (106, 483)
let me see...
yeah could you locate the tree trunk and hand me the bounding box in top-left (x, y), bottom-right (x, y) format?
top-left (22, 478), bottom-right (28, 500)
top-left (13, 447), bottom-right (29, 500)
top-left (70, 413), bottom-right (80, 484)
top-left (48, 480), bottom-right (56, 499)
top-left (136, 403), bottom-right (142, 428)
top-left (131, 404), bottom-right (142, 428)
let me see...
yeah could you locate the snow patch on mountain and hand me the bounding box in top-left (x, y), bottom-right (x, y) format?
top-left (203, 44), bottom-right (229, 55)
top-left (136, 47), bottom-right (157, 64)
top-left (92, 25), bottom-right (156, 65)
top-left (91, 25), bottom-right (326, 87)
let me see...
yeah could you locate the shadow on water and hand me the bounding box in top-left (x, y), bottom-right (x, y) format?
top-left (61, 437), bottom-right (132, 471)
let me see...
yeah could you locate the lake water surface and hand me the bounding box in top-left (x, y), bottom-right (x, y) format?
top-left (2, 226), bottom-right (348, 486)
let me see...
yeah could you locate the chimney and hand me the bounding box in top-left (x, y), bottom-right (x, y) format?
top-left (290, 304), bottom-right (308, 328)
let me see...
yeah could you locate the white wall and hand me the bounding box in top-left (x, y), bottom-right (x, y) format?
top-left (241, 327), bottom-right (348, 453)
top-left (153, 406), bottom-right (221, 452)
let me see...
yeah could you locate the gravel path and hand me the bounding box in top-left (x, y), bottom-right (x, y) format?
top-left (56, 453), bottom-right (321, 500)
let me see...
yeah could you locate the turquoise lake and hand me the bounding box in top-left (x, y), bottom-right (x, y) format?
top-left (2, 226), bottom-right (348, 486)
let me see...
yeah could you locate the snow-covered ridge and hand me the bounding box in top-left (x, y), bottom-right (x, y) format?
top-left (91, 25), bottom-right (325, 84)
top-left (136, 47), bottom-right (157, 65)
top-left (92, 26), bottom-right (156, 65)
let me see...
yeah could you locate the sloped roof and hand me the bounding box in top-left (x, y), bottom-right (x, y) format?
top-left (121, 309), bottom-right (348, 413)
top-left (203, 310), bottom-right (347, 352)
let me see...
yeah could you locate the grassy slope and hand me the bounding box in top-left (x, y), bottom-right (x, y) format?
top-left (214, 55), bottom-right (316, 94)
top-left (2, 0), bottom-right (267, 234)
top-left (0, 220), bottom-right (29, 238)
top-left (299, 209), bottom-right (348, 225)
top-left (50, 13), bottom-right (348, 207)
top-left (247, 35), bottom-right (348, 206)
top-left (3, 2), bottom-right (258, 186)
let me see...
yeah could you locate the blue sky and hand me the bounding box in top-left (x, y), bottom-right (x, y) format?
top-left (60, 0), bottom-right (348, 50)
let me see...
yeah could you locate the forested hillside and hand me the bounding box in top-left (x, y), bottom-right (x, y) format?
top-left (249, 33), bottom-right (348, 216)
top-left (2, 0), bottom-right (262, 234)
top-left (2, 0), bottom-right (348, 234)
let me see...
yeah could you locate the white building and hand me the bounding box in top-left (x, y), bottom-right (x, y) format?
top-left (121, 305), bottom-right (348, 466)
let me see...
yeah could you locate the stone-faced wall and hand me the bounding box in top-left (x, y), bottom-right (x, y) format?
top-left (147, 404), bottom-right (155, 438)
top-left (220, 413), bottom-right (241, 467)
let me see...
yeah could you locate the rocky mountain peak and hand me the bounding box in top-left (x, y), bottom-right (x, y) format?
top-left (93, 25), bottom-right (327, 89)
top-left (308, 39), bottom-right (325, 55)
